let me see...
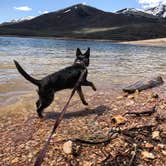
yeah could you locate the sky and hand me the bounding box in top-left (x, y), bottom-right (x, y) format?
top-left (0, 0), bottom-right (166, 23)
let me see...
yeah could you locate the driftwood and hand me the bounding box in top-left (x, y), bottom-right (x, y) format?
top-left (123, 76), bottom-right (164, 93)
top-left (124, 106), bottom-right (156, 116)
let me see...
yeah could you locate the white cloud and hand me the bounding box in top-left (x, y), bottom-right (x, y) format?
top-left (14, 6), bottom-right (32, 11)
top-left (38, 10), bottom-right (49, 14)
top-left (138, 0), bottom-right (166, 8)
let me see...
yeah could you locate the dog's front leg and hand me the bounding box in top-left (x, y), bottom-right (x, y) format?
top-left (82, 80), bottom-right (97, 91)
top-left (77, 87), bottom-right (88, 105)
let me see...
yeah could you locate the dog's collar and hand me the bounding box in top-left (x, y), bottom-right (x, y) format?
top-left (74, 60), bottom-right (86, 67)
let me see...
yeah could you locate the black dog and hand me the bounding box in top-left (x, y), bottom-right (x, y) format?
top-left (14, 48), bottom-right (96, 118)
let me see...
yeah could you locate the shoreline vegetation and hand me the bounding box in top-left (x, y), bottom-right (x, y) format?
top-left (1, 35), bottom-right (166, 47)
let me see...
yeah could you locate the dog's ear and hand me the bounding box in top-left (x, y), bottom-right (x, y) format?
top-left (76, 48), bottom-right (82, 56)
top-left (84, 47), bottom-right (90, 57)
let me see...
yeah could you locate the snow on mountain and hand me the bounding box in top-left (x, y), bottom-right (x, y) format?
top-left (145, 4), bottom-right (166, 18)
top-left (64, 9), bottom-right (71, 13)
top-left (116, 8), bottom-right (157, 19)
top-left (0, 16), bottom-right (34, 25)
top-left (11, 16), bottom-right (34, 23)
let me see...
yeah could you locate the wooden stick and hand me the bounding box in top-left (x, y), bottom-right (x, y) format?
top-left (124, 106), bottom-right (156, 116)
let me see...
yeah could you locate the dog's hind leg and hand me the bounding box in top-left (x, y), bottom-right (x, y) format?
top-left (77, 87), bottom-right (88, 105)
top-left (36, 91), bottom-right (54, 118)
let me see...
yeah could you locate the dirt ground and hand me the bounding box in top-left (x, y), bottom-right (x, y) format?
top-left (0, 86), bottom-right (166, 166)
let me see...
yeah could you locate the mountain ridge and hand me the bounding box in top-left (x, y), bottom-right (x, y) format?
top-left (0, 3), bottom-right (166, 41)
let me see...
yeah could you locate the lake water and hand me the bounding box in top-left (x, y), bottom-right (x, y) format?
top-left (0, 36), bottom-right (166, 105)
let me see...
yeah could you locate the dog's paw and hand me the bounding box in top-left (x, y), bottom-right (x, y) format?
top-left (38, 113), bottom-right (43, 118)
top-left (93, 87), bottom-right (97, 91)
top-left (83, 102), bottom-right (88, 105)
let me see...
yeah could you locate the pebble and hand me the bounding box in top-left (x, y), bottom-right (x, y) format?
top-left (151, 93), bottom-right (159, 99)
top-left (111, 115), bottom-right (127, 125)
top-left (141, 151), bottom-right (155, 160)
top-left (11, 157), bottom-right (19, 163)
top-left (154, 144), bottom-right (165, 151)
top-left (127, 95), bottom-right (134, 99)
top-left (162, 150), bottom-right (166, 156)
top-left (152, 131), bottom-right (160, 140)
top-left (116, 96), bottom-right (124, 100)
top-left (145, 143), bottom-right (154, 149)
top-left (83, 161), bottom-right (93, 166)
top-left (62, 140), bottom-right (73, 154)
top-left (126, 100), bottom-right (134, 106)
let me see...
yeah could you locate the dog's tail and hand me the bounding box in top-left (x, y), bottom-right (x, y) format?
top-left (14, 60), bottom-right (41, 86)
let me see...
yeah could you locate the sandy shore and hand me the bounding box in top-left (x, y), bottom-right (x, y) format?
top-left (120, 38), bottom-right (166, 47)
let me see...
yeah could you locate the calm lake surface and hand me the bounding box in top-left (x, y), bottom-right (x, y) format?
top-left (0, 36), bottom-right (166, 105)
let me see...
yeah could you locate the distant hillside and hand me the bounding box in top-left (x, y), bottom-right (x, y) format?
top-left (0, 3), bottom-right (166, 41)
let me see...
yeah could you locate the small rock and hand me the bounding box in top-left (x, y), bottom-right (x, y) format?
top-left (145, 143), bottom-right (154, 149)
top-left (128, 95), bottom-right (134, 99)
top-left (99, 92), bottom-right (104, 95)
top-left (28, 153), bottom-right (33, 159)
top-left (152, 131), bottom-right (160, 140)
top-left (11, 157), bottom-right (19, 163)
top-left (160, 105), bottom-right (165, 109)
top-left (134, 89), bottom-right (139, 94)
top-left (151, 93), bottom-right (159, 99)
top-left (123, 93), bottom-right (128, 97)
top-left (116, 96), bottom-right (123, 100)
top-left (112, 107), bottom-right (118, 111)
top-left (126, 100), bottom-right (134, 106)
top-left (141, 151), bottom-right (155, 160)
top-left (162, 150), bottom-right (166, 156)
top-left (63, 140), bottom-right (73, 154)
top-left (154, 144), bottom-right (165, 151)
top-left (83, 161), bottom-right (93, 166)
top-left (19, 144), bottom-right (25, 149)
top-left (161, 131), bottom-right (166, 138)
top-left (111, 115), bottom-right (127, 125)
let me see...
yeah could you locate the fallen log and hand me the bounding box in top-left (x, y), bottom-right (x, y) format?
top-left (123, 76), bottom-right (164, 93)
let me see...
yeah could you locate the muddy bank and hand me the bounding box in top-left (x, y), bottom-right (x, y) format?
top-left (0, 85), bottom-right (166, 165)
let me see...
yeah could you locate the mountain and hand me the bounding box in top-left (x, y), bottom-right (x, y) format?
top-left (0, 3), bottom-right (166, 41)
top-left (0, 16), bottom-right (34, 26)
top-left (116, 8), bottom-right (158, 19)
top-left (146, 4), bottom-right (166, 18)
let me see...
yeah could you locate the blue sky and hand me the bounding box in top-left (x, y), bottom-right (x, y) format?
top-left (0, 0), bottom-right (165, 23)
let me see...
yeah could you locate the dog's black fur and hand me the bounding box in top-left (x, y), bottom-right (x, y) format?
top-left (14, 48), bottom-right (96, 118)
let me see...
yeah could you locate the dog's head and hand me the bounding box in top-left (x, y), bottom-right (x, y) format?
top-left (74, 48), bottom-right (90, 67)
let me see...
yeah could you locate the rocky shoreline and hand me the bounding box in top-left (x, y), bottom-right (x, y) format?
top-left (0, 85), bottom-right (166, 165)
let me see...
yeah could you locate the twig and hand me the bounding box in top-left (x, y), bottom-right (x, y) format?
top-left (126, 125), bottom-right (156, 132)
top-left (123, 106), bottom-right (156, 116)
top-left (128, 144), bottom-right (137, 166)
top-left (71, 138), bottom-right (112, 145)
